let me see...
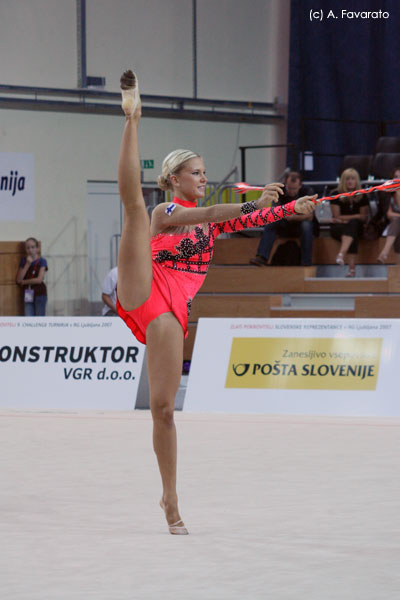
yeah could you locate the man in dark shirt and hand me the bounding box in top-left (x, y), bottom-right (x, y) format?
top-left (250, 171), bottom-right (315, 266)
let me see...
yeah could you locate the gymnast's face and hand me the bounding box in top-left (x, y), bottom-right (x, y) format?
top-left (172, 157), bottom-right (207, 201)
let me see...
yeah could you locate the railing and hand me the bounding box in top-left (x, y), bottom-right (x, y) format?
top-left (300, 117), bottom-right (400, 173)
top-left (110, 234), bottom-right (120, 270)
top-left (239, 144), bottom-right (298, 182)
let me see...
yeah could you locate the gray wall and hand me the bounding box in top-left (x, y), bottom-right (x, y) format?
top-left (0, 0), bottom-right (290, 315)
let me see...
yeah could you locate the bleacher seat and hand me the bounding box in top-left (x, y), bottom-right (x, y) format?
top-left (340, 155), bottom-right (372, 180)
top-left (375, 136), bottom-right (400, 154)
top-left (370, 153), bottom-right (400, 179)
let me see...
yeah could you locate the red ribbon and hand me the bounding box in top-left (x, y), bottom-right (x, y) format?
top-left (318, 179), bottom-right (400, 202)
top-left (233, 179), bottom-right (400, 203)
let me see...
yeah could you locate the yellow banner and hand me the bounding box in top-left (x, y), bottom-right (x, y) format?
top-left (225, 337), bottom-right (382, 390)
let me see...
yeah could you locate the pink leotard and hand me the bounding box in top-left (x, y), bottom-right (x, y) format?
top-left (117, 198), bottom-right (297, 344)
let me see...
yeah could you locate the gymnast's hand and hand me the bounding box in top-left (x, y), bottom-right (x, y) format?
top-left (256, 183), bottom-right (284, 208)
top-left (294, 195), bottom-right (318, 215)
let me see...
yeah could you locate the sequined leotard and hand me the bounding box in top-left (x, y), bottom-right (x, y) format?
top-left (116, 198), bottom-right (297, 344)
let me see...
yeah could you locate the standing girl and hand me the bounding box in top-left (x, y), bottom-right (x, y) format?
top-left (16, 237), bottom-right (48, 316)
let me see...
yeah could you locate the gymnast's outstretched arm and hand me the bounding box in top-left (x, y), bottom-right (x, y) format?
top-left (151, 186), bottom-right (317, 233)
top-left (150, 183), bottom-right (281, 232)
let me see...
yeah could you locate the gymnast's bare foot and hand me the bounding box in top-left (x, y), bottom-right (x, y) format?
top-left (120, 69), bottom-right (141, 118)
top-left (160, 496), bottom-right (188, 535)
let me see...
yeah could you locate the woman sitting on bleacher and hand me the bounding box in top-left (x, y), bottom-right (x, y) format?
top-left (330, 168), bottom-right (369, 277)
top-left (376, 166), bottom-right (400, 265)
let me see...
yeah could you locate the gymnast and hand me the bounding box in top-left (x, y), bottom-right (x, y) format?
top-left (116, 70), bottom-right (317, 535)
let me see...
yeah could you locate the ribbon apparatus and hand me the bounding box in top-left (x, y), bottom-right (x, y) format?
top-left (233, 178), bottom-right (400, 202)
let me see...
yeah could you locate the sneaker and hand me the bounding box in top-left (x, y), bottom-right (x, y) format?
top-left (249, 255), bottom-right (268, 266)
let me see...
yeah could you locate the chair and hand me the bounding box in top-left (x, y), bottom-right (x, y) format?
top-left (375, 137), bottom-right (400, 154)
top-left (339, 155), bottom-right (372, 180)
top-left (370, 153), bottom-right (400, 179)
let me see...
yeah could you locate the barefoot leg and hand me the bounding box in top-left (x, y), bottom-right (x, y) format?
top-left (117, 100), bottom-right (153, 310)
top-left (146, 312), bottom-right (186, 530)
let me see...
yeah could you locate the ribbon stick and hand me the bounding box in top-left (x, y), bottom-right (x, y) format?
top-left (234, 182), bottom-right (264, 194)
top-left (233, 179), bottom-right (400, 202)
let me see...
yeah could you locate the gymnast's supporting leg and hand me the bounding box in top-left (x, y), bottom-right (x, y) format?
top-left (117, 71), bottom-right (153, 311)
top-left (146, 312), bottom-right (188, 534)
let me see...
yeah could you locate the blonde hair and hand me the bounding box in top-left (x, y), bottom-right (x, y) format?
top-left (157, 149), bottom-right (200, 191)
top-left (338, 168), bottom-right (361, 194)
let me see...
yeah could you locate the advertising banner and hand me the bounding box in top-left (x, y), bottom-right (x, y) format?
top-left (0, 152), bottom-right (35, 221)
top-left (0, 317), bottom-right (145, 410)
top-left (185, 318), bottom-right (400, 416)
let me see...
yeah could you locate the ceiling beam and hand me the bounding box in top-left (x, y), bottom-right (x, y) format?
top-left (0, 84), bottom-right (285, 125)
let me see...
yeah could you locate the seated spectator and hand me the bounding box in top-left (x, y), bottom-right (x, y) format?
top-left (376, 166), bottom-right (400, 264)
top-left (250, 171), bottom-right (315, 266)
top-left (16, 237), bottom-right (48, 316)
top-left (102, 266), bottom-right (118, 316)
top-left (330, 168), bottom-right (369, 277)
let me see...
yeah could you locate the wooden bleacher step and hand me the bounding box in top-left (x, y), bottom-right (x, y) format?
top-left (304, 276), bottom-right (388, 293)
top-left (212, 235), bottom-right (398, 265)
top-left (201, 266), bottom-right (316, 293)
top-left (270, 307), bottom-right (356, 318)
top-left (189, 294), bottom-right (271, 320)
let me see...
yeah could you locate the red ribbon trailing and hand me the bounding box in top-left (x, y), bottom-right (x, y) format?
top-left (233, 178), bottom-right (400, 203)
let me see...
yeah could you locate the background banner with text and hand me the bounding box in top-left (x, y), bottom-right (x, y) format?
top-left (0, 152), bottom-right (34, 221)
top-left (185, 318), bottom-right (400, 416)
top-left (0, 317), bottom-right (145, 410)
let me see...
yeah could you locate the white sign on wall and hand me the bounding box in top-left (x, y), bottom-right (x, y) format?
top-left (0, 152), bottom-right (34, 221)
top-left (0, 317), bottom-right (145, 410)
top-left (185, 318), bottom-right (400, 416)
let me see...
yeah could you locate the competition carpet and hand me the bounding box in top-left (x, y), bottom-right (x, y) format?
top-left (1, 410), bottom-right (399, 599)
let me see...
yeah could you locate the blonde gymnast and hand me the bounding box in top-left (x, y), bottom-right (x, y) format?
top-left (116, 70), bottom-right (317, 534)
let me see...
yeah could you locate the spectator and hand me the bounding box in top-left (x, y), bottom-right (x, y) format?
top-left (102, 266), bottom-right (118, 316)
top-left (330, 168), bottom-right (369, 277)
top-left (249, 171), bottom-right (315, 266)
top-left (376, 166), bottom-right (400, 264)
top-left (16, 237), bottom-right (48, 316)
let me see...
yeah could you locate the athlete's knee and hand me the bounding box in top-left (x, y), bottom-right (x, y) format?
top-left (151, 399), bottom-right (175, 427)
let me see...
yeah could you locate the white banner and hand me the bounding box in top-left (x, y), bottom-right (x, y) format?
top-left (0, 152), bottom-right (34, 221)
top-left (0, 317), bottom-right (145, 410)
top-left (185, 318), bottom-right (400, 416)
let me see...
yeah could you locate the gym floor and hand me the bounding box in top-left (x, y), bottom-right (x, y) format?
top-left (1, 410), bottom-right (399, 599)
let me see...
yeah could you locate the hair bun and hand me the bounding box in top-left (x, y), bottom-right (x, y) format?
top-left (157, 174), bottom-right (169, 191)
